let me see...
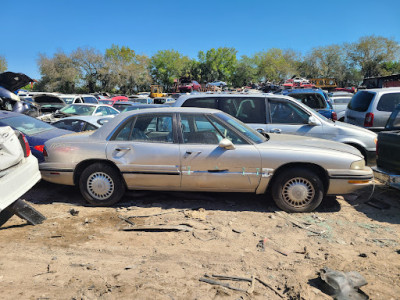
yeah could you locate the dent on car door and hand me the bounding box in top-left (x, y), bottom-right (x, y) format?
top-left (178, 113), bottom-right (261, 192)
top-left (105, 114), bottom-right (181, 189)
top-left (267, 98), bottom-right (325, 137)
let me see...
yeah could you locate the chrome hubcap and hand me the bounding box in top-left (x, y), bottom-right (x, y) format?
top-left (87, 172), bottom-right (114, 200)
top-left (282, 177), bottom-right (315, 207)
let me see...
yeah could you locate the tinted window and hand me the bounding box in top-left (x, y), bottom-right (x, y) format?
top-left (114, 104), bottom-right (130, 111)
top-left (219, 97), bottom-right (266, 123)
top-left (182, 98), bottom-right (217, 109)
top-left (83, 96), bottom-right (98, 104)
top-left (376, 93), bottom-right (400, 112)
top-left (85, 123), bottom-right (98, 131)
top-left (269, 100), bottom-right (309, 124)
top-left (348, 91), bottom-right (375, 112)
top-left (288, 93), bottom-right (327, 109)
top-left (53, 119), bottom-right (85, 132)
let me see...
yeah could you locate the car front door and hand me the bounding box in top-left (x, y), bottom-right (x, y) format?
top-left (266, 98), bottom-right (325, 138)
top-left (105, 113), bottom-right (181, 189)
top-left (178, 113), bottom-right (261, 192)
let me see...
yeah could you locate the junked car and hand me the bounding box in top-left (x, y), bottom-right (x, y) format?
top-left (0, 126), bottom-right (45, 227)
top-left (37, 103), bottom-right (120, 123)
top-left (173, 94), bottom-right (377, 165)
top-left (0, 111), bottom-right (72, 162)
top-left (345, 88), bottom-right (400, 131)
top-left (40, 108), bottom-right (373, 213)
top-left (52, 115), bottom-right (114, 132)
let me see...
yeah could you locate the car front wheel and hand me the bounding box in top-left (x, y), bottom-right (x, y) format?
top-left (271, 168), bottom-right (324, 212)
top-left (79, 163), bottom-right (126, 206)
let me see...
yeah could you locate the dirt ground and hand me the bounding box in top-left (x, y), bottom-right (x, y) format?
top-left (0, 180), bottom-right (399, 300)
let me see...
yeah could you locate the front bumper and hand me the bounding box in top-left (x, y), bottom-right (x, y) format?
top-left (327, 167), bottom-right (374, 195)
top-left (372, 166), bottom-right (400, 190)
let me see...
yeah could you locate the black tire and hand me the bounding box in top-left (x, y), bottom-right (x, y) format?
top-left (271, 168), bottom-right (324, 212)
top-left (79, 163), bottom-right (126, 206)
top-left (0, 206), bottom-right (15, 227)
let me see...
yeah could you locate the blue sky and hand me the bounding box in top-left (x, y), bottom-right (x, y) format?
top-left (2, 0), bottom-right (400, 79)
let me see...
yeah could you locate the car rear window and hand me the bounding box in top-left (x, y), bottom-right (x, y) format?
top-left (376, 93), bottom-right (400, 112)
top-left (347, 91), bottom-right (375, 112)
top-left (288, 93), bottom-right (327, 109)
top-left (83, 96), bottom-right (98, 104)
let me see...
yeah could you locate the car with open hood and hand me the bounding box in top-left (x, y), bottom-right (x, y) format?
top-left (40, 107), bottom-right (373, 213)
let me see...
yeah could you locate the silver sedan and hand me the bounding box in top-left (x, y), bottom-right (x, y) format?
top-left (40, 107), bottom-right (373, 212)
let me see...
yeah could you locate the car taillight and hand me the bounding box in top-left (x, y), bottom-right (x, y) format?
top-left (364, 112), bottom-right (374, 127)
top-left (34, 145), bottom-right (45, 152)
top-left (21, 134), bottom-right (31, 157)
top-left (332, 111), bottom-right (337, 121)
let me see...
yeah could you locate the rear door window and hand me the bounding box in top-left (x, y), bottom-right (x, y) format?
top-left (218, 97), bottom-right (266, 123)
top-left (181, 98), bottom-right (217, 109)
top-left (376, 93), bottom-right (400, 112)
top-left (288, 93), bottom-right (327, 109)
top-left (348, 91), bottom-right (375, 112)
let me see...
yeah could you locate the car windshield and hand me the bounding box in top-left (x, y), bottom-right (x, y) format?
top-left (0, 115), bottom-right (53, 135)
top-left (60, 104), bottom-right (96, 115)
top-left (215, 112), bottom-right (266, 144)
top-left (61, 97), bottom-right (75, 104)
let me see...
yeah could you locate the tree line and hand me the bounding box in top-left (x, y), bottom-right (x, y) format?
top-left (1, 35), bottom-right (399, 94)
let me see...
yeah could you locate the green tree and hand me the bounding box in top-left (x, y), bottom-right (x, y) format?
top-left (198, 47), bottom-right (238, 84)
top-left (346, 35), bottom-right (400, 78)
top-left (232, 55), bottom-right (258, 87)
top-left (0, 55), bottom-right (7, 72)
top-left (150, 50), bottom-right (191, 90)
top-left (36, 50), bottom-right (79, 93)
top-left (381, 61), bottom-right (400, 75)
top-left (103, 44), bottom-right (152, 93)
top-left (254, 48), bottom-right (298, 83)
top-left (71, 47), bottom-right (104, 93)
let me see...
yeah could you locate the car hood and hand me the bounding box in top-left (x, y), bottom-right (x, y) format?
top-left (0, 72), bottom-right (35, 92)
top-left (33, 95), bottom-right (66, 104)
top-left (257, 133), bottom-right (363, 158)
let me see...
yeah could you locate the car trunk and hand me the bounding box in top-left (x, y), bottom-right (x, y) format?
top-left (0, 126), bottom-right (23, 172)
top-left (345, 91), bottom-right (375, 127)
top-left (33, 95), bottom-right (66, 113)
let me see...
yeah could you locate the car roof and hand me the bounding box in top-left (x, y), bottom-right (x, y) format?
top-left (284, 88), bottom-right (324, 94)
top-left (359, 87), bottom-right (400, 94)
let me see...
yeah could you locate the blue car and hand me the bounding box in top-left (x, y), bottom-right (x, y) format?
top-left (0, 111), bottom-right (72, 162)
top-left (280, 88), bottom-right (337, 120)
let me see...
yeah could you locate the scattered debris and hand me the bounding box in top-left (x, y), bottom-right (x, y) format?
top-left (275, 211), bottom-right (325, 235)
top-left (256, 238), bottom-right (266, 252)
top-left (33, 264), bottom-right (56, 277)
top-left (199, 277), bottom-right (248, 292)
top-left (232, 228), bottom-right (245, 234)
top-left (257, 238), bottom-right (288, 256)
top-left (192, 231), bottom-right (216, 241)
top-left (200, 274), bottom-right (254, 293)
top-left (124, 209), bottom-right (187, 219)
top-left (255, 277), bottom-right (285, 298)
top-left (318, 267), bottom-right (368, 300)
top-left (69, 208), bottom-right (79, 216)
top-left (359, 253), bottom-right (368, 258)
top-left (118, 215), bottom-right (135, 226)
top-left (50, 235), bottom-right (63, 238)
top-left (121, 224), bottom-right (193, 232)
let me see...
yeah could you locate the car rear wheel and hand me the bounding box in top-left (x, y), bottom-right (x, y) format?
top-left (79, 163), bottom-right (126, 206)
top-left (271, 168), bottom-right (324, 212)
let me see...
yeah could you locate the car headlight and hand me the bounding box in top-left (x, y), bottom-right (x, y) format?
top-left (350, 159), bottom-right (365, 170)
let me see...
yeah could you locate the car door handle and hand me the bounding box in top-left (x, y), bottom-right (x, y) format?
top-left (270, 128), bottom-right (282, 133)
top-left (115, 147), bottom-right (131, 151)
top-left (185, 150), bottom-right (202, 155)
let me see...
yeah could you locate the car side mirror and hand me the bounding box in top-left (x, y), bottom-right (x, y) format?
top-left (256, 128), bottom-right (268, 137)
top-left (219, 138), bottom-right (235, 150)
top-left (308, 116), bottom-right (319, 126)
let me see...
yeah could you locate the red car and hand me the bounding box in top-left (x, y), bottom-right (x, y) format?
top-left (178, 80), bottom-right (201, 92)
top-left (111, 96), bottom-right (129, 102)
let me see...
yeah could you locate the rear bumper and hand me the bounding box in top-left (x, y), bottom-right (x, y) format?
top-left (0, 155), bottom-right (41, 211)
top-left (40, 168), bottom-right (74, 186)
top-left (372, 166), bottom-right (400, 190)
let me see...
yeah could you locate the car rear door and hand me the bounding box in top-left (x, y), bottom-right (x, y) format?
top-left (105, 113), bottom-right (181, 189)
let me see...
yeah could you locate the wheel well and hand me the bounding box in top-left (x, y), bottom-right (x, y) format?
top-left (345, 143), bottom-right (367, 164)
top-left (268, 163), bottom-right (329, 195)
top-left (73, 159), bottom-right (126, 187)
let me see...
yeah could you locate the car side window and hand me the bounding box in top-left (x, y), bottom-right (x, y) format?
top-left (376, 93), bottom-right (400, 112)
top-left (132, 114), bottom-right (174, 143)
top-left (269, 100), bottom-right (309, 124)
top-left (180, 114), bottom-right (246, 145)
top-left (219, 97), bottom-right (266, 124)
top-left (105, 107), bottom-right (119, 115)
top-left (96, 106), bottom-right (108, 116)
top-left (182, 98), bottom-right (217, 109)
top-left (85, 123), bottom-right (97, 131)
